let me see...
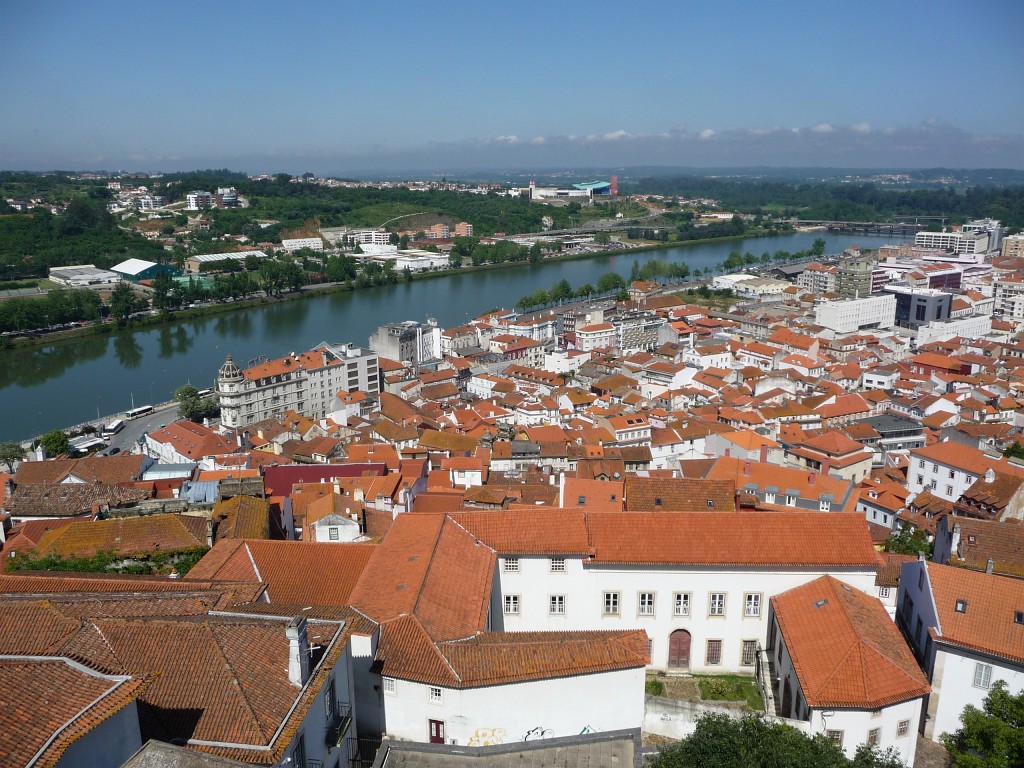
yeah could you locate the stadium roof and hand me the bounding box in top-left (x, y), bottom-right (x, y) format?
top-left (572, 181), bottom-right (612, 191)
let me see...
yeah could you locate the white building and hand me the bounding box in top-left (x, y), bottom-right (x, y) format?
top-left (896, 560), bottom-right (1024, 741)
top-left (769, 576), bottom-right (930, 764)
top-left (216, 342), bottom-right (380, 428)
top-left (906, 441), bottom-right (996, 503)
top-left (915, 230), bottom-right (990, 255)
top-left (282, 237), bottom-right (325, 253)
top-left (815, 294), bottom-right (896, 334)
top-left (914, 314), bottom-right (992, 346)
top-left (185, 190), bottom-right (213, 210)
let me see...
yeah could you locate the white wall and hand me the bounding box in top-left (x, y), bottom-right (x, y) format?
top-left (927, 646), bottom-right (1024, 741)
top-left (382, 667), bottom-right (645, 745)
top-left (809, 698), bottom-right (922, 765)
top-left (493, 556), bottom-right (877, 674)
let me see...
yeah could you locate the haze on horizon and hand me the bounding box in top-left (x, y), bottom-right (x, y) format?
top-left (2, 0), bottom-right (1023, 175)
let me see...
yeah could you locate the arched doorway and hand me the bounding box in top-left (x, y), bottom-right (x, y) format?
top-left (668, 629), bottom-right (691, 669)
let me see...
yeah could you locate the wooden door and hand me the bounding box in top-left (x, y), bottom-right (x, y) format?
top-left (668, 629), bottom-right (691, 669)
top-left (429, 719), bottom-right (445, 744)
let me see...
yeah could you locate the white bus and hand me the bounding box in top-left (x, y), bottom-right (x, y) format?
top-left (102, 418), bottom-right (125, 436)
top-left (125, 405), bottom-right (154, 420)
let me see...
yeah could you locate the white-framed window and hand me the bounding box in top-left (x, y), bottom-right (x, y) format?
top-left (879, 587), bottom-right (891, 599)
top-left (741, 640), bottom-right (757, 666)
top-left (867, 728), bottom-right (880, 747)
top-left (503, 594), bottom-right (519, 615)
top-left (549, 595), bottom-right (566, 615)
top-left (328, 527), bottom-right (339, 541)
top-left (764, 492), bottom-right (775, 504)
top-left (638, 592), bottom-right (656, 616)
top-left (705, 639), bottom-right (722, 665)
top-left (550, 557), bottom-right (566, 572)
top-left (603, 591), bottom-right (619, 615)
top-left (673, 592), bottom-right (690, 616)
top-left (819, 500), bottom-right (831, 511)
top-left (974, 662), bottom-right (992, 689)
top-left (897, 720), bottom-right (910, 737)
top-left (428, 686), bottom-right (443, 703)
top-left (826, 730), bottom-right (844, 747)
top-left (709, 592), bottom-right (726, 616)
top-left (382, 676), bottom-right (396, 695)
top-left (744, 593), bottom-right (761, 617)
top-left (785, 495), bottom-right (797, 506)
top-left (504, 557), bottom-right (520, 573)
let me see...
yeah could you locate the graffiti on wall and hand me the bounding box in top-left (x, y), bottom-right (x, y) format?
top-left (467, 727), bottom-right (507, 746)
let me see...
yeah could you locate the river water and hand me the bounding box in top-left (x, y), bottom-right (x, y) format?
top-left (0, 232), bottom-right (907, 440)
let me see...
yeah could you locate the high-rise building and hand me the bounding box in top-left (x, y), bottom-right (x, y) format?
top-left (836, 254), bottom-right (877, 299)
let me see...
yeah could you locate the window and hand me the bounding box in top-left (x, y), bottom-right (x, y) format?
top-left (503, 594), bottom-right (519, 615)
top-left (382, 677), bottom-right (396, 695)
top-left (897, 720), bottom-right (910, 737)
top-left (638, 592), bottom-right (656, 616)
top-left (428, 686), bottom-right (443, 703)
top-left (948, 470), bottom-right (955, 479)
top-left (974, 663), bottom-right (992, 689)
top-left (674, 592), bottom-right (691, 616)
top-left (916, 474), bottom-right (924, 485)
top-left (603, 591), bottom-right (620, 615)
top-left (955, 599), bottom-right (967, 613)
top-left (504, 558), bottom-right (520, 573)
top-left (549, 595), bottom-right (565, 615)
top-left (326, 677), bottom-right (336, 719)
top-left (550, 557), bottom-right (566, 572)
top-left (945, 485), bottom-right (953, 496)
top-left (826, 730), bottom-right (844, 747)
top-left (785, 495), bottom-right (797, 505)
top-left (709, 593), bottom-right (726, 616)
top-left (706, 499), bottom-right (715, 508)
top-left (765, 492), bottom-right (776, 504)
top-left (819, 500), bottom-right (831, 511)
top-left (879, 587), bottom-right (891, 599)
top-left (705, 639), bottom-right (722, 665)
top-left (328, 527), bottom-right (339, 541)
top-left (744, 593), bottom-right (761, 617)
top-left (741, 640), bottom-right (757, 666)
top-left (291, 734), bottom-right (306, 768)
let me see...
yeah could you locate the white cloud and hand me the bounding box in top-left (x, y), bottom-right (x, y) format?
top-left (698, 129), bottom-right (716, 139)
top-left (851, 123), bottom-right (872, 134)
top-left (530, 136), bottom-right (546, 145)
top-left (810, 122), bottom-right (835, 133)
top-left (603, 129), bottom-right (631, 141)
top-left (495, 135), bottom-right (520, 144)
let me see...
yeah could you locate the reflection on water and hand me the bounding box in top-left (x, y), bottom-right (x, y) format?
top-left (0, 232), bottom-right (907, 439)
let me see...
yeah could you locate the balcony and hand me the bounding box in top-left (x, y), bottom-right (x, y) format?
top-left (325, 704), bottom-right (352, 748)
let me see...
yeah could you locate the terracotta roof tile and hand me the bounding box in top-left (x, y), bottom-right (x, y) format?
top-left (772, 575), bottom-right (929, 709)
top-left (624, 477), bottom-right (736, 512)
top-left (32, 514), bottom-right (207, 559)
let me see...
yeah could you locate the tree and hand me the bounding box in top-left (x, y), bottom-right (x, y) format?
top-left (109, 281), bottom-right (135, 326)
top-left (811, 237), bottom-right (827, 257)
top-left (649, 713), bottom-right (905, 768)
top-left (884, 525), bottom-right (933, 556)
top-left (175, 384), bottom-right (218, 423)
top-left (942, 681), bottom-right (1024, 767)
top-left (597, 272), bottom-right (626, 293)
top-left (550, 279), bottom-right (573, 302)
top-left (1004, 442), bottom-right (1024, 460)
top-left (0, 441), bottom-right (24, 472)
top-left (529, 242), bottom-right (543, 265)
top-left (39, 429), bottom-right (69, 458)
top-left (594, 231), bottom-right (611, 245)
top-left (151, 270), bottom-right (175, 313)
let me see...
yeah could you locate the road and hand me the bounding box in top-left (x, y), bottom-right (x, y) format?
top-left (104, 403), bottom-right (180, 455)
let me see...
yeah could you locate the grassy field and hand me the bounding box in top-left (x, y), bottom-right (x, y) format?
top-left (695, 675), bottom-right (763, 711)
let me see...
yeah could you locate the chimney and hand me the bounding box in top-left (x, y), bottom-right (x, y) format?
top-left (821, 457), bottom-right (831, 477)
top-left (354, 487), bottom-right (364, 503)
top-left (759, 444), bottom-right (768, 464)
top-left (743, 460), bottom-right (751, 476)
top-left (286, 617), bottom-right (311, 687)
top-left (986, 558), bottom-right (995, 575)
top-left (205, 516), bottom-right (214, 547)
top-left (808, 472), bottom-right (816, 487)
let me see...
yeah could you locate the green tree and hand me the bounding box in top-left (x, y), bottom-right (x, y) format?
top-left (1003, 442), bottom-right (1024, 460)
top-left (550, 279), bottom-right (573, 302)
top-left (811, 237), bottom-right (827, 256)
top-left (597, 272), bottom-right (626, 293)
top-left (0, 441), bottom-right (23, 472)
top-left (575, 283), bottom-right (595, 298)
top-left (649, 713), bottom-right (904, 768)
top-left (175, 384), bottom-right (218, 422)
top-left (151, 270), bottom-right (175, 313)
top-left (942, 681), bottom-right (1024, 767)
top-left (884, 525), bottom-right (933, 556)
top-left (109, 282), bottom-right (135, 326)
top-left (529, 242), bottom-right (543, 265)
top-left (39, 429), bottom-right (69, 458)
top-left (594, 231), bottom-right (611, 245)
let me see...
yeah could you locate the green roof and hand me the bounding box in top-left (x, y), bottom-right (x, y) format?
top-left (572, 181), bottom-right (612, 191)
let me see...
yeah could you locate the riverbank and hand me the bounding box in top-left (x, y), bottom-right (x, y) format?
top-left (0, 230), bottom-right (773, 351)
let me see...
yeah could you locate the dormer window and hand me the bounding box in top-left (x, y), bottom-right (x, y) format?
top-left (654, 497), bottom-right (662, 506)
top-left (955, 599), bottom-right (968, 613)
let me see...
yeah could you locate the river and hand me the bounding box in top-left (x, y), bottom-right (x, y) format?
top-left (0, 232), bottom-right (907, 440)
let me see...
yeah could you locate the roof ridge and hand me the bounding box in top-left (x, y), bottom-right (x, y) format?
top-left (85, 620), bottom-right (129, 674)
top-left (205, 621), bottom-right (270, 743)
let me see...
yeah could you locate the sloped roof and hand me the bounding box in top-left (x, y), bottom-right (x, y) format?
top-left (33, 514), bottom-right (206, 559)
top-left (772, 575), bottom-right (929, 709)
top-left (623, 477), bottom-right (736, 512)
top-left (927, 562), bottom-right (1024, 664)
top-left (586, 512), bottom-right (877, 567)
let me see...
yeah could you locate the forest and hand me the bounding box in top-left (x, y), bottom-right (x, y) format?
top-left (628, 176), bottom-right (1024, 229)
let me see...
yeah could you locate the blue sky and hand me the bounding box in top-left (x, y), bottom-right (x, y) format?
top-left (2, 0), bottom-right (1022, 172)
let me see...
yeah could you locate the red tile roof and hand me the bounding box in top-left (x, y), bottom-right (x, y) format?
top-left (772, 575), bottom-right (929, 709)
